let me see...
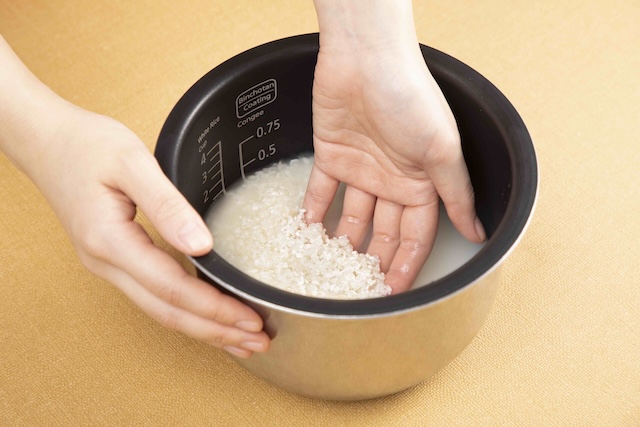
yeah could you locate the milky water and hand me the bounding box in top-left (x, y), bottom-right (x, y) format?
top-left (206, 155), bottom-right (485, 291)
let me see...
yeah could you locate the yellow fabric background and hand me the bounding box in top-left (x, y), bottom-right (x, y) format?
top-left (1, 1), bottom-right (639, 425)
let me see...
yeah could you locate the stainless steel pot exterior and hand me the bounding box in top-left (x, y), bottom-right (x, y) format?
top-left (220, 267), bottom-right (501, 400)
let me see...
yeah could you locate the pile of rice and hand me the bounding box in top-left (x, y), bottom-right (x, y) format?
top-left (206, 156), bottom-right (391, 299)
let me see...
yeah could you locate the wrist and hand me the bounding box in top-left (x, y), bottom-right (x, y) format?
top-left (0, 37), bottom-right (72, 179)
top-left (313, 0), bottom-right (418, 54)
top-left (0, 85), bottom-right (71, 182)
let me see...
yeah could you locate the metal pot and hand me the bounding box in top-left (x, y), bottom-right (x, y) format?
top-left (155, 33), bottom-right (538, 400)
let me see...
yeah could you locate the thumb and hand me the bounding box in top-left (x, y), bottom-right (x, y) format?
top-left (120, 150), bottom-right (213, 255)
top-left (428, 151), bottom-right (486, 244)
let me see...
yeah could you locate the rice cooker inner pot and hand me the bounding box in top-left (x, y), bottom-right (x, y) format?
top-left (155, 33), bottom-right (537, 316)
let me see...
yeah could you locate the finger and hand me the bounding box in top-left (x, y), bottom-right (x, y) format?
top-left (384, 203), bottom-right (439, 294)
top-left (302, 162), bottom-right (340, 224)
top-left (365, 199), bottom-right (403, 273)
top-left (334, 185), bottom-right (376, 250)
top-left (93, 260), bottom-right (269, 357)
top-left (119, 150), bottom-right (213, 255)
top-left (90, 219), bottom-right (265, 334)
top-left (429, 151), bottom-right (485, 243)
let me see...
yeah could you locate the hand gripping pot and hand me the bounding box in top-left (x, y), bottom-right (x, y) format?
top-left (155, 34), bottom-right (538, 400)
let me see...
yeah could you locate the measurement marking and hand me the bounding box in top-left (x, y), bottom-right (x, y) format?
top-left (244, 158), bottom-right (256, 167)
top-left (210, 186), bottom-right (224, 201)
top-left (240, 135), bottom-right (254, 144)
top-left (208, 159), bottom-right (221, 173)
top-left (215, 141), bottom-right (225, 195)
top-left (238, 135), bottom-right (255, 180)
top-left (203, 141), bottom-right (225, 202)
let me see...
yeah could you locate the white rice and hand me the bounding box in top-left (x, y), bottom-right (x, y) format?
top-left (205, 155), bottom-right (391, 299)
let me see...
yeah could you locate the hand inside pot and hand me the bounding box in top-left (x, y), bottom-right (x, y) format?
top-left (304, 0), bottom-right (485, 293)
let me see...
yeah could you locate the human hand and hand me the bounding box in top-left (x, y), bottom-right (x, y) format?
top-left (0, 35), bottom-right (269, 357)
top-left (305, 1), bottom-right (486, 293)
top-left (38, 108), bottom-right (271, 358)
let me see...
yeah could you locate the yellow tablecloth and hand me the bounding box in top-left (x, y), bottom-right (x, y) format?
top-left (1, 1), bottom-right (639, 425)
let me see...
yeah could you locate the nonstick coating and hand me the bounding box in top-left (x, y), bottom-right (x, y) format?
top-left (155, 33), bottom-right (537, 316)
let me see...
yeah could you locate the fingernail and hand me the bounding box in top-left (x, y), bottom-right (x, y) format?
top-left (223, 345), bottom-right (251, 358)
top-left (241, 341), bottom-right (267, 352)
top-left (178, 221), bottom-right (213, 253)
top-left (235, 320), bottom-right (262, 332)
top-left (475, 217), bottom-right (486, 242)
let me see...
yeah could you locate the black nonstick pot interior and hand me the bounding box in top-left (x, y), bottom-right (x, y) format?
top-left (155, 33), bottom-right (537, 316)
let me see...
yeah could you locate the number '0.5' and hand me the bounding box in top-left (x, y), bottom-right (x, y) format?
top-left (257, 143), bottom-right (276, 161)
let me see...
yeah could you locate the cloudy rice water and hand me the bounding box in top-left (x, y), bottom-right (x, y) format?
top-left (206, 155), bottom-right (391, 299)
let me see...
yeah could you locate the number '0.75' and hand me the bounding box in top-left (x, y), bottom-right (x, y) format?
top-left (256, 119), bottom-right (280, 138)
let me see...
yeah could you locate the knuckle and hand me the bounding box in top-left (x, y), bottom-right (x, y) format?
top-left (120, 142), bottom-right (155, 172)
top-left (75, 249), bottom-right (102, 276)
top-left (435, 123), bottom-right (461, 146)
top-left (446, 181), bottom-right (476, 211)
top-left (430, 144), bottom-right (459, 167)
top-left (153, 307), bottom-right (181, 331)
top-left (371, 231), bottom-right (400, 245)
top-left (341, 214), bottom-right (364, 225)
top-left (426, 132), bottom-right (462, 166)
top-left (307, 189), bottom-right (331, 207)
top-left (205, 300), bottom-right (225, 325)
top-left (156, 281), bottom-right (183, 308)
top-left (76, 247), bottom-right (101, 269)
top-left (387, 266), bottom-right (410, 280)
top-left (77, 224), bottom-right (112, 260)
top-left (152, 191), bottom-right (188, 224)
top-left (206, 328), bottom-right (235, 348)
top-left (197, 288), bottom-right (231, 326)
top-left (463, 180), bottom-right (476, 201)
top-left (399, 238), bottom-right (429, 252)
